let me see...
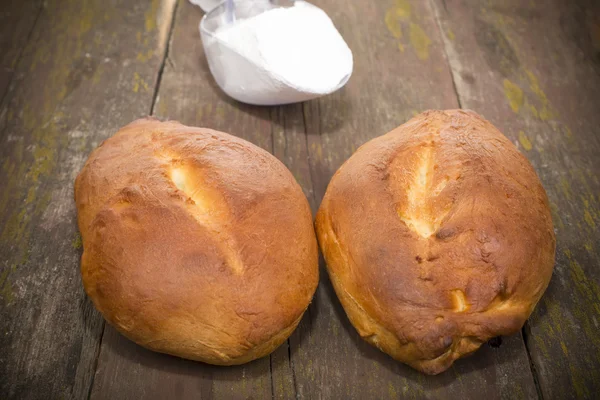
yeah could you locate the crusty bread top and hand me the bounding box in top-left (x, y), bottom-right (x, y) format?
top-left (316, 110), bottom-right (555, 374)
top-left (75, 118), bottom-right (319, 364)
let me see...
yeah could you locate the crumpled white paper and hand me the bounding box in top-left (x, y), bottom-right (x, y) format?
top-left (192, 0), bottom-right (353, 105)
top-left (188, 0), bottom-right (221, 12)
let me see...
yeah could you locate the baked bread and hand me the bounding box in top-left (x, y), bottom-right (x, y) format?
top-left (75, 118), bottom-right (318, 365)
top-left (315, 110), bottom-right (555, 374)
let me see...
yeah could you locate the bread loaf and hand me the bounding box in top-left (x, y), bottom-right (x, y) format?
top-left (315, 110), bottom-right (555, 374)
top-left (75, 118), bottom-right (319, 365)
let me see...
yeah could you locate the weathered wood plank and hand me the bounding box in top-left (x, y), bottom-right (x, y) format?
top-left (90, 1), bottom-right (281, 398)
top-left (92, 326), bottom-right (272, 400)
top-left (298, 0), bottom-right (539, 398)
top-left (430, 0), bottom-right (600, 398)
top-left (270, 104), bottom-right (315, 399)
top-left (0, 0), bottom-right (42, 103)
top-left (0, 0), bottom-right (177, 398)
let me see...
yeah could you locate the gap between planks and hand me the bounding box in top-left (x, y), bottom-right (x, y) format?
top-left (428, 0), bottom-right (463, 108)
top-left (150, 0), bottom-right (180, 116)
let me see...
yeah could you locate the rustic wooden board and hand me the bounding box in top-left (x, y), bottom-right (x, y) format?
top-left (0, 0), bottom-right (177, 398)
top-left (5, 0), bottom-right (596, 397)
top-left (0, 0), bottom-right (42, 102)
top-left (295, 0), bottom-right (539, 398)
top-left (430, 0), bottom-right (600, 398)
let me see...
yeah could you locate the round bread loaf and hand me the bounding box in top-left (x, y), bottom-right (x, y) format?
top-left (315, 110), bottom-right (555, 374)
top-left (75, 118), bottom-right (318, 365)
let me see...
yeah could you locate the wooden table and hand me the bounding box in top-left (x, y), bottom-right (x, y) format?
top-left (1, 0), bottom-right (599, 398)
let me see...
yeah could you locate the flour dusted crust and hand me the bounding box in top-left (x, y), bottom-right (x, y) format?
top-left (75, 118), bottom-right (319, 365)
top-left (315, 110), bottom-right (555, 374)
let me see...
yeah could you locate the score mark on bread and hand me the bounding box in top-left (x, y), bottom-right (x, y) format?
top-left (396, 143), bottom-right (470, 312)
top-left (168, 162), bottom-right (244, 275)
top-left (450, 289), bottom-right (468, 312)
top-left (397, 144), bottom-right (449, 238)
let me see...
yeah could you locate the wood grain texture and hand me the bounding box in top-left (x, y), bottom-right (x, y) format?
top-left (0, 0), bottom-right (177, 398)
top-left (0, 0), bottom-right (42, 102)
top-left (296, 0), bottom-right (538, 398)
top-left (430, 0), bottom-right (600, 398)
top-left (4, 0), bottom-right (596, 397)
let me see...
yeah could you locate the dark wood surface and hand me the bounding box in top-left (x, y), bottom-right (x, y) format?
top-left (0, 0), bottom-right (41, 101)
top-left (0, 0), bottom-right (598, 399)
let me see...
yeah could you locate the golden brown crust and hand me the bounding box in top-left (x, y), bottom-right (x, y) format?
top-left (75, 118), bottom-right (319, 365)
top-left (315, 110), bottom-right (555, 374)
